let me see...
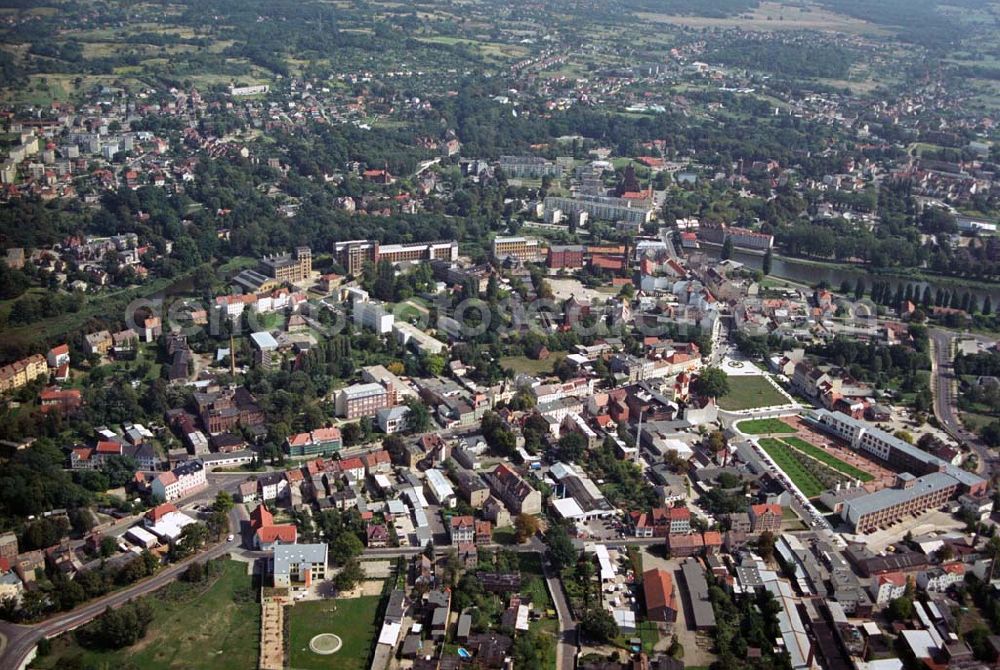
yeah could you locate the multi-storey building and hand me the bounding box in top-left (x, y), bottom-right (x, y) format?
top-left (811, 409), bottom-right (987, 496)
top-left (667, 506), bottom-right (692, 534)
top-left (697, 224), bottom-right (773, 251)
top-left (449, 515), bottom-right (475, 544)
top-left (498, 156), bottom-right (562, 179)
top-left (284, 427), bottom-right (343, 457)
top-left (335, 382), bottom-right (390, 419)
top-left (272, 543), bottom-right (328, 589)
top-left (259, 246), bottom-right (312, 283)
top-left (151, 459), bottom-right (207, 501)
top-left (194, 387), bottom-right (265, 435)
top-left (749, 503), bottom-right (783, 534)
top-left (353, 300), bottom-right (395, 334)
top-left (0, 354), bottom-right (48, 393)
top-left (83, 330), bottom-right (113, 356)
top-left (843, 472), bottom-right (960, 533)
top-left (544, 194), bottom-right (654, 226)
top-left (491, 236), bottom-right (543, 263)
top-left (547, 245), bottom-right (585, 269)
top-left (485, 463), bottom-right (542, 515)
top-left (250, 331), bottom-right (279, 370)
top-left (333, 239), bottom-right (458, 275)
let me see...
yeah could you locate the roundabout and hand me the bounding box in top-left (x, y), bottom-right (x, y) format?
top-left (309, 633), bottom-right (343, 655)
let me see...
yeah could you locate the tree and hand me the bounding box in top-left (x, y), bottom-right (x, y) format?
top-left (667, 634), bottom-right (684, 659)
top-left (91, 600), bottom-right (155, 649)
top-left (854, 279), bottom-right (865, 301)
top-left (762, 247), bottom-right (772, 276)
top-left (580, 608), bottom-right (619, 643)
top-left (404, 397), bottom-right (431, 433)
top-left (99, 536), bottom-right (118, 558)
top-left (721, 237), bottom-right (734, 260)
top-left (173, 523), bottom-right (208, 558)
top-left (692, 367), bottom-right (730, 399)
top-left (757, 530), bottom-right (776, 561)
top-left (329, 531), bottom-right (364, 565)
top-left (557, 432), bottom-right (586, 462)
top-left (545, 524), bottom-right (577, 571)
top-left (334, 557), bottom-right (365, 591)
top-left (887, 596), bottom-right (914, 621)
top-left (514, 514), bottom-right (540, 543)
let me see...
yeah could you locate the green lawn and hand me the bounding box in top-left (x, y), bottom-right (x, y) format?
top-left (287, 596), bottom-right (380, 670)
top-left (758, 438), bottom-right (825, 498)
top-left (781, 436), bottom-right (874, 483)
top-left (499, 353), bottom-right (566, 376)
top-left (718, 375), bottom-right (789, 411)
top-left (33, 560), bottom-right (259, 670)
top-left (736, 418), bottom-right (797, 434)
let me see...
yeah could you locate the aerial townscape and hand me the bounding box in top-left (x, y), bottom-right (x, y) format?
top-left (1, 1), bottom-right (1000, 670)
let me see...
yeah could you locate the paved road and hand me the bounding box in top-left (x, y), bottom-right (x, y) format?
top-left (529, 537), bottom-right (576, 670)
top-left (0, 506), bottom-right (244, 670)
top-left (928, 328), bottom-right (996, 476)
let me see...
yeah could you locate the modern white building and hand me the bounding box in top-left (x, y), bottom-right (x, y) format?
top-left (354, 300), bottom-right (395, 334)
top-left (272, 543), bottom-right (328, 589)
top-left (425, 469), bottom-right (456, 507)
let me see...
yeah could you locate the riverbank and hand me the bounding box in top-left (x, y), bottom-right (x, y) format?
top-left (699, 242), bottom-right (1000, 300)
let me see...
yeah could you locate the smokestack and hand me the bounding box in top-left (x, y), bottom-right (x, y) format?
top-left (230, 334), bottom-right (236, 376)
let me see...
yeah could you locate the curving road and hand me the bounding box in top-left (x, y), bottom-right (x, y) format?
top-left (0, 507), bottom-right (243, 670)
top-left (928, 328), bottom-right (996, 476)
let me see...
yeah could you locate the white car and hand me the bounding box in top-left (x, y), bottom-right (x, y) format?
top-left (227, 534), bottom-right (235, 542)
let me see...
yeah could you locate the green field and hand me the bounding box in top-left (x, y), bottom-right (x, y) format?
top-left (499, 352), bottom-right (567, 376)
top-left (736, 418), bottom-right (797, 434)
top-left (718, 375), bottom-right (789, 411)
top-left (287, 596), bottom-right (380, 670)
top-left (758, 438), bottom-right (825, 498)
top-left (33, 560), bottom-right (259, 670)
top-left (781, 436), bottom-right (874, 483)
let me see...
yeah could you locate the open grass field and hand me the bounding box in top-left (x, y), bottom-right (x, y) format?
top-left (781, 436), bottom-right (874, 483)
top-left (636, 1), bottom-right (889, 36)
top-left (736, 418), bottom-right (797, 435)
top-left (287, 596), bottom-right (380, 670)
top-left (717, 375), bottom-right (789, 411)
top-left (33, 560), bottom-right (259, 670)
top-left (499, 352), bottom-right (566, 376)
top-left (758, 438), bottom-right (825, 498)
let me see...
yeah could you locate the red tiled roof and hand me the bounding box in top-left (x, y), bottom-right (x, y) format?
top-left (146, 502), bottom-right (178, 523)
top-left (642, 568), bottom-right (675, 612)
top-left (256, 525), bottom-right (297, 544)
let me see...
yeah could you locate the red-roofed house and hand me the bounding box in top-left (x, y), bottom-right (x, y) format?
top-left (249, 503), bottom-right (297, 550)
top-left (749, 503), bottom-right (782, 534)
top-left (145, 502), bottom-right (179, 524)
top-left (870, 572), bottom-right (907, 606)
top-left (39, 387), bottom-right (82, 415)
top-left (643, 568), bottom-right (677, 622)
top-left (47, 344), bottom-right (70, 369)
top-left (366, 523), bottom-right (390, 548)
top-left (450, 516), bottom-right (475, 545)
top-left (667, 506), bottom-right (691, 534)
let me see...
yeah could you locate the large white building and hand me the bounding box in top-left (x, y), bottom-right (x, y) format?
top-left (272, 543), bottom-right (328, 589)
top-left (354, 300), bottom-right (395, 334)
top-left (151, 460), bottom-right (207, 501)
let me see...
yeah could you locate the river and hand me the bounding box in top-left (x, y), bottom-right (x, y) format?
top-left (700, 245), bottom-right (1000, 304)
